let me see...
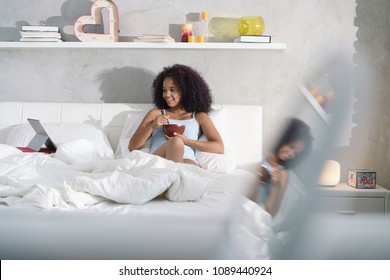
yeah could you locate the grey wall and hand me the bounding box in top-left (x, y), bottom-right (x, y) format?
top-left (334, 0), bottom-right (390, 188)
top-left (1, 0), bottom-right (388, 187)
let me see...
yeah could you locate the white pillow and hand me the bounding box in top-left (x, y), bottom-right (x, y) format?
top-left (53, 139), bottom-right (101, 165)
top-left (0, 143), bottom-right (22, 159)
top-left (6, 123), bottom-right (114, 158)
top-left (0, 127), bottom-right (13, 144)
top-left (116, 111), bottom-right (150, 158)
top-left (195, 151), bottom-right (235, 173)
top-left (196, 108), bottom-right (235, 173)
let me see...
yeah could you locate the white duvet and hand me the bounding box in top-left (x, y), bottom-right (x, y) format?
top-left (0, 148), bottom-right (275, 259)
top-left (0, 150), bottom-right (214, 208)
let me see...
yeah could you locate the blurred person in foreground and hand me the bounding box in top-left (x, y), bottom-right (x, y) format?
top-left (257, 118), bottom-right (313, 217)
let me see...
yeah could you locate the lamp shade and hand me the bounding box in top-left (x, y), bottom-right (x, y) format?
top-left (318, 160), bottom-right (340, 186)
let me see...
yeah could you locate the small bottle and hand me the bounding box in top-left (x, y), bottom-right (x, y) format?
top-left (238, 16), bottom-right (265, 36)
top-left (198, 11), bottom-right (208, 43)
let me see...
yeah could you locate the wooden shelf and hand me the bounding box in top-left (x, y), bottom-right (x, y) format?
top-left (0, 41), bottom-right (286, 50)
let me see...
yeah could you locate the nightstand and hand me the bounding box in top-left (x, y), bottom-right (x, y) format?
top-left (314, 183), bottom-right (390, 217)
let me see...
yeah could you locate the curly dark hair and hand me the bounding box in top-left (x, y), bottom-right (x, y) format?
top-left (273, 118), bottom-right (313, 169)
top-left (152, 64), bottom-right (213, 112)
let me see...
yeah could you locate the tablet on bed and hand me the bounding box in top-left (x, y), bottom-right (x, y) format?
top-left (26, 118), bottom-right (57, 152)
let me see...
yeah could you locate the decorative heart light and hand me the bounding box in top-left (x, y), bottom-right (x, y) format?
top-left (74, 0), bottom-right (119, 42)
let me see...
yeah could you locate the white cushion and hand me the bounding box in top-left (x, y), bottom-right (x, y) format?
top-left (196, 108), bottom-right (235, 173)
top-left (53, 139), bottom-right (101, 165)
top-left (5, 123), bottom-right (114, 158)
top-left (195, 151), bottom-right (235, 173)
top-left (115, 111), bottom-right (150, 158)
top-left (0, 127), bottom-right (13, 144)
top-left (0, 143), bottom-right (22, 159)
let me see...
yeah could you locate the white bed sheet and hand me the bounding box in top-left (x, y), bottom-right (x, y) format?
top-left (85, 169), bottom-right (258, 215)
top-left (0, 150), bottom-right (215, 207)
top-left (0, 151), bottom-right (273, 259)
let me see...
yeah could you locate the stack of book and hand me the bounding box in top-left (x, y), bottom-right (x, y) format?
top-left (233, 35), bottom-right (271, 43)
top-left (133, 34), bottom-right (175, 43)
top-left (20, 25), bottom-right (62, 42)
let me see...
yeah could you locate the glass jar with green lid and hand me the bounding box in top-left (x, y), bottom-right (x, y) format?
top-left (238, 16), bottom-right (264, 36)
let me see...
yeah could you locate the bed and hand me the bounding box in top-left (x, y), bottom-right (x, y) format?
top-left (0, 102), bottom-right (274, 260)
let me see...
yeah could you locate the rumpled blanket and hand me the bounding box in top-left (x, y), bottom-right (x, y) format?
top-left (0, 150), bottom-right (214, 209)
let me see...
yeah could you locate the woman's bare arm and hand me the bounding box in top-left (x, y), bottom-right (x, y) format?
top-left (128, 109), bottom-right (168, 151)
top-left (183, 112), bottom-right (224, 154)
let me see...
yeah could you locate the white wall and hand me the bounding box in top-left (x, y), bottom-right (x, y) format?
top-left (7, 1), bottom-right (390, 187)
top-left (0, 0), bottom-right (357, 150)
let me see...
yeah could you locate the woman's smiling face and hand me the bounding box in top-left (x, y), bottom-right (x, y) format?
top-left (162, 77), bottom-right (182, 108)
top-left (277, 140), bottom-right (305, 161)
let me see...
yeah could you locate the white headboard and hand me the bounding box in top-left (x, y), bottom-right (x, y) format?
top-left (0, 102), bottom-right (262, 170)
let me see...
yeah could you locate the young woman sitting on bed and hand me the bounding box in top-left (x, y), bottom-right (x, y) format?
top-left (257, 118), bottom-right (313, 217)
top-left (129, 64), bottom-right (224, 166)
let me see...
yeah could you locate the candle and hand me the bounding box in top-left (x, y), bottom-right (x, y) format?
top-left (181, 23), bottom-right (193, 42)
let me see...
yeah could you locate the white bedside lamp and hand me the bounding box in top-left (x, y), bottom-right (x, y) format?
top-left (318, 160), bottom-right (340, 186)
